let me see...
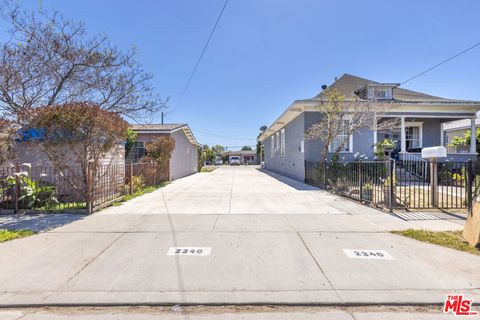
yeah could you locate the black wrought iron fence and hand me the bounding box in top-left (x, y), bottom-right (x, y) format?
top-left (0, 162), bottom-right (168, 214)
top-left (305, 159), bottom-right (475, 212)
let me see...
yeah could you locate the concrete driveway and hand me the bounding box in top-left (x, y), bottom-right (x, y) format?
top-left (0, 166), bottom-right (478, 309)
top-left (103, 166), bottom-right (394, 215)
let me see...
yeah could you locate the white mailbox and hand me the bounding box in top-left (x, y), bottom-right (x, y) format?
top-left (421, 146), bottom-right (447, 160)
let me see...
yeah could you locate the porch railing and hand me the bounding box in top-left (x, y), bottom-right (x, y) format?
top-left (401, 153), bottom-right (429, 181)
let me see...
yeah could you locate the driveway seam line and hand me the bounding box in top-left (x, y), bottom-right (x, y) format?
top-left (295, 231), bottom-right (344, 303)
top-left (61, 232), bottom-right (126, 286)
top-left (227, 167), bottom-right (235, 214)
top-left (211, 215), bottom-right (220, 232)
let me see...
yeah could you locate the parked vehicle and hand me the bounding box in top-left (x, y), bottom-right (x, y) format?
top-left (229, 156), bottom-right (241, 165)
top-left (214, 159), bottom-right (223, 165)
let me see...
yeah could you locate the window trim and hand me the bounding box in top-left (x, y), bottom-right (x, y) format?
top-left (280, 129), bottom-right (285, 156)
top-left (329, 119), bottom-right (353, 153)
top-left (275, 132), bottom-right (280, 154)
top-left (127, 141), bottom-right (146, 162)
top-left (270, 135), bottom-right (274, 157)
top-left (405, 121), bottom-right (423, 149)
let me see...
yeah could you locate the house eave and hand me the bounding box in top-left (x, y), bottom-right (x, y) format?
top-left (258, 99), bottom-right (480, 142)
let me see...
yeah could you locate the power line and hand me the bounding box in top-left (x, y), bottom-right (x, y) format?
top-left (171, 0), bottom-right (229, 114)
top-left (193, 128), bottom-right (256, 141)
top-left (401, 40), bottom-right (480, 85)
top-left (164, 114), bottom-right (255, 141)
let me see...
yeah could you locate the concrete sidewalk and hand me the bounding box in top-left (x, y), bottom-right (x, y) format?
top-left (0, 308), bottom-right (462, 319)
top-left (0, 213), bottom-right (477, 307)
top-left (0, 167), bottom-right (476, 308)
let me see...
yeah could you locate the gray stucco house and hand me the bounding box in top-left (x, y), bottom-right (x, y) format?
top-left (258, 74), bottom-right (480, 182)
top-left (128, 124), bottom-right (200, 180)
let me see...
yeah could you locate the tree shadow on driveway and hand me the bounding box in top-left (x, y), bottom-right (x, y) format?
top-left (257, 168), bottom-right (319, 191)
top-left (0, 214), bottom-right (85, 232)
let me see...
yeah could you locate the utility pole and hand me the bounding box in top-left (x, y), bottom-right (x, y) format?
top-left (161, 112), bottom-right (164, 124)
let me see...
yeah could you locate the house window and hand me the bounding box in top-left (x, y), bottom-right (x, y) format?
top-left (280, 129), bottom-right (285, 155)
top-left (270, 136), bottom-right (274, 157)
top-left (330, 120), bottom-right (352, 152)
top-left (276, 132), bottom-right (280, 153)
top-left (126, 141), bottom-right (145, 163)
top-left (300, 140), bottom-right (304, 153)
top-left (405, 123), bottom-right (422, 150)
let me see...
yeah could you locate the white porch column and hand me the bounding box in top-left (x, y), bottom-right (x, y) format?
top-left (373, 115), bottom-right (377, 152)
top-left (440, 123), bottom-right (444, 146)
top-left (400, 116), bottom-right (406, 153)
top-left (470, 118), bottom-right (476, 153)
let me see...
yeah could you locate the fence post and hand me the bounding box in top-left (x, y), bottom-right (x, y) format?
top-left (389, 159), bottom-right (394, 213)
top-left (359, 160), bottom-right (363, 201)
top-left (14, 162), bottom-right (20, 214)
top-left (430, 160), bottom-right (438, 207)
top-left (86, 161), bottom-right (93, 214)
top-left (129, 163), bottom-right (133, 195)
top-left (467, 159), bottom-right (473, 214)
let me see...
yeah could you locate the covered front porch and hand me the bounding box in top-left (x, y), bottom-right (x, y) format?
top-left (374, 115), bottom-right (478, 162)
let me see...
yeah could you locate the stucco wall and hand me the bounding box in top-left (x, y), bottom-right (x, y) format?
top-left (134, 130), bottom-right (198, 180)
top-left (169, 129), bottom-right (198, 180)
top-left (264, 113), bottom-right (305, 181)
top-left (304, 112), bottom-right (375, 162)
top-left (15, 141), bottom-right (125, 167)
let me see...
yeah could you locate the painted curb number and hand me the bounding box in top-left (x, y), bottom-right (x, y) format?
top-left (343, 249), bottom-right (393, 260)
top-left (167, 247), bottom-right (211, 256)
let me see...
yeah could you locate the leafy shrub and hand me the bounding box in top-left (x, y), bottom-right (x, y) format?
top-left (131, 175), bottom-right (146, 191)
top-left (3, 173), bottom-right (58, 209)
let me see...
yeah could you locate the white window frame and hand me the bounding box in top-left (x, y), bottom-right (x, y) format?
top-left (329, 119), bottom-right (353, 153)
top-left (405, 121), bottom-right (423, 150)
top-left (280, 129), bottom-right (285, 155)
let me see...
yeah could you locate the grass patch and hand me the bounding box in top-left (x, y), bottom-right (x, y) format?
top-left (392, 229), bottom-right (480, 256)
top-left (200, 167), bottom-right (216, 173)
top-left (35, 202), bottom-right (86, 212)
top-left (112, 182), bottom-right (169, 206)
top-left (0, 229), bottom-right (35, 243)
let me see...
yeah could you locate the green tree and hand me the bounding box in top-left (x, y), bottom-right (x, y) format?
top-left (212, 145), bottom-right (225, 154)
top-left (125, 129), bottom-right (138, 158)
top-left (241, 145), bottom-right (252, 151)
top-left (256, 141), bottom-right (264, 159)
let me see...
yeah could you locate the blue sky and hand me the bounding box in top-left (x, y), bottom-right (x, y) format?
top-left (9, 0), bottom-right (480, 149)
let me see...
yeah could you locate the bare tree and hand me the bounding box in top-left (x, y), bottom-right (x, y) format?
top-left (306, 89), bottom-right (400, 163)
top-left (0, 117), bottom-right (15, 164)
top-left (0, 1), bottom-right (166, 120)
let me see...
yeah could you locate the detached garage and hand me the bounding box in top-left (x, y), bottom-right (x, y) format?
top-left (128, 124), bottom-right (200, 180)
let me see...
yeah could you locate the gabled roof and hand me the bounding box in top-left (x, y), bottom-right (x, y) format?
top-left (130, 123), bottom-right (200, 146)
top-left (315, 74), bottom-right (476, 103)
top-left (258, 73), bottom-right (480, 142)
top-left (129, 123), bottom-right (186, 131)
